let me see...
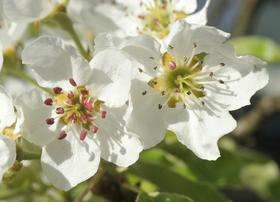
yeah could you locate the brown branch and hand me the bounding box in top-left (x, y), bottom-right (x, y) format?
top-left (233, 96), bottom-right (280, 139)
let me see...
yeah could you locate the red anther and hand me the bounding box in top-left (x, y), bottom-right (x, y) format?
top-left (58, 131), bottom-right (67, 140)
top-left (67, 91), bottom-right (74, 99)
top-left (67, 99), bottom-right (75, 106)
top-left (69, 78), bottom-right (77, 87)
top-left (53, 87), bottom-right (63, 94)
top-left (169, 61), bottom-right (177, 70)
top-left (85, 113), bottom-right (93, 122)
top-left (46, 118), bottom-right (55, 125)
top-left (92, 126), bottom-right (98, 134)
top-left (84, 101), bottom-right (93, 112)
top-left (80, 130), bottom-right (87, 140)
top-left (56, 107), bottom-right (65, 114)
top-left (80, 114), bottom-right (87, 123)
top-left (70, 113), bottom-right (77, 123)
top-left (174, 88), bottom-right (180, 93)
top-left (44, 98), bottom-right (53, 106)
top-left (101, 111), bottom-right (107, 119)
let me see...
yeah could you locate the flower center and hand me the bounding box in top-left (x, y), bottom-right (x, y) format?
top-left (148, 50), bottom-right (206, 108)
top-left (44, 79), bottom-right (105, 140)
top-left (139, 0), bottom-right (187, 38)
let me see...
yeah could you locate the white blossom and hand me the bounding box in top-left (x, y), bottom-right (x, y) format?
top-left (0, 86), bottom-right (18, 181)
top-left (95, 22), bottom-right (269, 160)
top-left (113, 0), bottom-right (211, 39)
top-left (17, 36), bottom-right (143, 190)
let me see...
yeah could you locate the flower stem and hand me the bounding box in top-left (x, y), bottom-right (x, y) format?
top-left (16, 146), bottom-right (41, 161)
top-left (6, 68), bottom-right (53, 95)
top-left (47, 13), bottom-right (92, 61)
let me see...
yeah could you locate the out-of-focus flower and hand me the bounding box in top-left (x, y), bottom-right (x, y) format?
top-left (0, 1), bottom-right (27, 71)
top-left (0, 86), bottom-right (21, 181)
top-left (1, 0), bottom-right (64, 23)
top-left (114, 0), bottom-right (210, 39)
top-left (67, 0), bottom-right (127, 44)
top-left (17, 36), bottom-right (142, 190)
top-left (95, 21), bottom-right (269, 160)
top-left (66, 0), bottom-right (210, 45)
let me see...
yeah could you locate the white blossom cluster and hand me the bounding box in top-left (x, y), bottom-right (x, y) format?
top-left (0, 0), bottom-right (268, 190)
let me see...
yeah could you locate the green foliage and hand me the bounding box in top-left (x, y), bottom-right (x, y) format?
top-left (127, 149), bottom-right (227, 202)
top-left (231, 36), bottom-right (280, 64)
top-left (136, 192), bottom-right (193, 202)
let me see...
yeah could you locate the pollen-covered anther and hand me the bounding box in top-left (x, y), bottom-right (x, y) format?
top-left (69, 78), bottom-right (77, 87)
top-left (80, 130), bottom-right (87, 141)
top-left (69, 113), bottom-right (78, 123)
top-left (84, 101), bottom-right (94, 112)
top-left (53, 87), bottom-right (63, 94)
top-left (46, 118), bottom-right (55, 125)
top-left (56, 107), bottom-right (64, 115)
top-left (101, 111), bottom-right (107, 119)
top-left (44, 98), bottom-right (53, 106)
top-left (92, 126), bottom-right (98, 134)
top-left (58, 131), bottom-right (67, 140)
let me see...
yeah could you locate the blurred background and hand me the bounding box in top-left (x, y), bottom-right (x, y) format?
top-left (203, 0), bottom-right (280, 201)
top-left (1, 0), bottom-right (280, 202)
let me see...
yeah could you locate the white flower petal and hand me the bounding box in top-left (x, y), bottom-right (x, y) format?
top-left (41, 133), bottom-right (101, 191)
top-left (2, 76), bottom-right (33, 98)
top-left (0, 86), bottom-right (16, 131)
top-left (204, 44), bottom-right (269, 111)
top-left (164, 21), bottom-right (230, 58)
top-left (0, 135), bottom-right (16, 182)
top-left (168, 109), bottom-right (236, 160)
top-left (0, 22), bottom-right (27, 49)
top-left (89, 49), bottom-right (135, 108)
top-left (172, 0), bottom-right (198, 14)
top-left (95, 106), bottom-right (143, 167)
top-left (127, 80), bottom-right (166, 149)
top-left (68, 1), bottom-right (119, 34)
top-left (94, 33), bottom-right (161, 79)
top-left (186, 0), bottom-right (210, 25)
top-left (127, 80), bottom-right (188, 149)
top-left (15, 89), bottom-right (57, 146)
top-left (2, 0), bottom-right (52, 22)
top-left (22, 36), bottom-right (90, 89)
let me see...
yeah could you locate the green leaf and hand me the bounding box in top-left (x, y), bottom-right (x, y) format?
top-left (230, 36), bottom-right (280, 64)
top-left (160, 135), bottom-right (280, 201)
top-left (136, 192), bottom-right (193, 202)
top-left (127, 150), bottom-right (227, 202)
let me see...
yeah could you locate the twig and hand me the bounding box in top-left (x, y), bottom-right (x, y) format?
top-left (233, 96), bottom-right (280, 139)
